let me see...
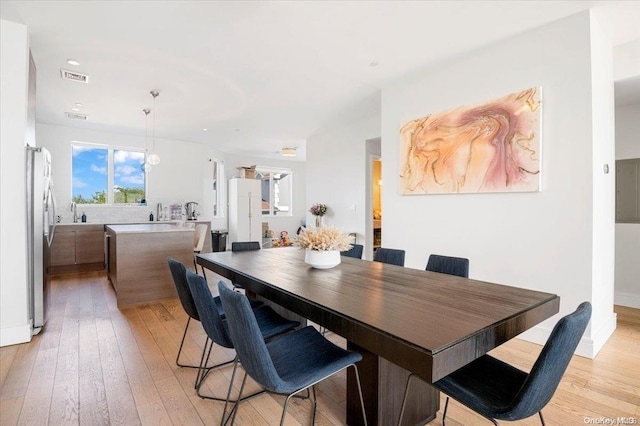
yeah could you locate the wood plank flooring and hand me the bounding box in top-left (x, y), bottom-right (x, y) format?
top-left (1, 271), bottom-right (638, 425)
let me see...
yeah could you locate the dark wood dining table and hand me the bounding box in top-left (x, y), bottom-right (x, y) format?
top-left (197, 248), bottom-right (559, 425)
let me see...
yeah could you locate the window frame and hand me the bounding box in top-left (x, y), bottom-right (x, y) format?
top-left (211, 157), bottom-right (225, 218)
top-left (71, 142), bottom-right (148, 206)
top-left (255, 166), bottom-right (293, 217)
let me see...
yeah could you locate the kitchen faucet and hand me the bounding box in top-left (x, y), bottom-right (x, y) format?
top-left (71, 202), bottom-right (80, 223)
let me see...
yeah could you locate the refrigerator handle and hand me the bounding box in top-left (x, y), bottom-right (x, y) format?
top-left (47, 184), bottom-right (57, 246)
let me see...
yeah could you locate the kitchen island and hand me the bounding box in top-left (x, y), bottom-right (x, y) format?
top-left (106, 223), bottom-right (195, 308)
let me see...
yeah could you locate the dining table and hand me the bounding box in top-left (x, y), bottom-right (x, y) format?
top-left (197, 247), bottom-right (559, 425)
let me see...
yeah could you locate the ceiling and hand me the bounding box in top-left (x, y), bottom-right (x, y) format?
top-left (2, 1), bottom-right (639, 161)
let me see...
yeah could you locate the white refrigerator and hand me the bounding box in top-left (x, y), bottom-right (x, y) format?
top-left (26, 146), bottom-right (57, 335)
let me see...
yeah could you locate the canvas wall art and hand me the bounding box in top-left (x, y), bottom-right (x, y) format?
top-left (399, 87), bottom-right (541, 194)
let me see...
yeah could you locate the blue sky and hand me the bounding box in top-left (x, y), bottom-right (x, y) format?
top-left (72, 146), bottom-right (145, 200)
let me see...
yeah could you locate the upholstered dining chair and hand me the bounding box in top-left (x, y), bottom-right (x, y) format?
top-left (217, 281), bottom-right (368, 426)
top-left (397, 302), bottom-right (592, 426)
top-left (166, 258), bottom-right (262, 386)
top-left (373, 247), bottom-right (406, 266)
top-left (341, 244), bottom-right (364, 259)
top-left (231, 241), bottom-right (261, 252)
top-left (193, 224), bottom-right (208, 276)
top-left (186, 270), bottom-right (299, 402)
top-left (425, 254), bottom-right (469, 278)
top-left (229, 241), bottom-right (261, 289)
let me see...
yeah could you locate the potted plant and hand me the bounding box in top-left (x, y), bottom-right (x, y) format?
top-left (294, 226), bottom-right (352, 269)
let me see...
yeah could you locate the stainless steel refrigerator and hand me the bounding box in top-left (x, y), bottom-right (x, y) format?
top-left (26, 146), bottom-right (57, 335)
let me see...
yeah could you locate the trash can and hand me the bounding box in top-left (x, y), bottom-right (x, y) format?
top-left (211, 230), bottom-right (228, 252)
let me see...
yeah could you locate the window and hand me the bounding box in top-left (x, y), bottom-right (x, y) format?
top-left (72, 144), bottom-right (146, 205)
top-left (255, 167), bottom-right (292, 216)
top-left (211, 158), bottom-right (225, 217)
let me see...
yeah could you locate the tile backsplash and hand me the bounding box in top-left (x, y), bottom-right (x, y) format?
top-left (59, 205), bottom-right (176, 224)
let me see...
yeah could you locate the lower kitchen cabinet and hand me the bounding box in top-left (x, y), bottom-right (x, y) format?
top-left (50, 224), bottom-right (105, 274)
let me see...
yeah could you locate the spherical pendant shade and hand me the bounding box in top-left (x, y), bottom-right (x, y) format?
top-left (147, 153), bottom-right (161, 165)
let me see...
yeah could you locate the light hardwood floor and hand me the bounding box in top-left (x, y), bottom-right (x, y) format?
top-left (1, 271), bottom-right (638, 425)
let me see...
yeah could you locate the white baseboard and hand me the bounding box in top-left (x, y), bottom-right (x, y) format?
top-left (614, 291), bottom-right (640, 309)
top-left (0, 323), bottom-right (32, 347)
top-left (516, 311), bottom-right (617, 359)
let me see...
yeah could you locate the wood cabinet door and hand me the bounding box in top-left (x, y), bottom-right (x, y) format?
top-left (50, 231), bottom-right (76, 266)
top-left (75, 230), bottom-right (105, 264)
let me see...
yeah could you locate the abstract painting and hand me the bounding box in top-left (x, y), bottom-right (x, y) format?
top-left (399, 87), bottom-right (541, 194)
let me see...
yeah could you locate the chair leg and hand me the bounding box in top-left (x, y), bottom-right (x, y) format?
top-left (352, 364), bottom-right (368, 426)
top-left (176, 317), bottom-right (194, 368)
top-left (221, 357), bottom-right (240, 426)
top-left (280, 392), bottom-right (294, 426)
top-left (310, 385), bottom-right (318, 425)
top-left (442, 396), bottom-right (450, 425)
top-left (224, 368), bottom-right (248, 426)
top-left (397, 373), bottom-right (417, 426)
top-left (539, 411), bottom-right (546, 426)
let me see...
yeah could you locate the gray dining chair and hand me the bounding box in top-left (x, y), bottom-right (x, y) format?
top-left (397, 302), bottom-right (592, 426)
top-left (230, 241), bottom-right (261, 289)
top-left (167, 258), bottom-right (262, 387)
top-left (341, 244), bottom-right (364, 259)
top-left (217, 281), bottom-right (368, 426)
top-left (425, 254), bottom-right (469, 278)
top-left (231, 241), bottom-right (261, 252)
top-left (373, 247), bottom-right (405, 266)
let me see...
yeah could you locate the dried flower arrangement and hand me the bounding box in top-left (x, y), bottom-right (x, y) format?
top-left (309, 203), bottom-right (328, 217)
top-left (294, 226), bottom-right (352, 252)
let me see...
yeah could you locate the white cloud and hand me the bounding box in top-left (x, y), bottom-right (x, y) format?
top-left (72, 178), bottom-right (87, 188)
top-left (90, 164), bottom-right (107, 174)
top-left (114, 150), bottom-right (144, 164)
top-left (120, 175), bottom-right (145, 185)
top-left (116, 165), bottom-right (137, 175)
top-left (72, 146), bottom-right (102, 157)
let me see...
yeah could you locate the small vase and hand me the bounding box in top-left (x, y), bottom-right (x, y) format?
top-left (315, 216), bottom-right (323, 228)
top-left (305, 250), bottom-right (341, 269)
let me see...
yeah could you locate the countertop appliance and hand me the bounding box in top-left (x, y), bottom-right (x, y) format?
top-left (185, 201), bottom-right (198, 220)
top-left (26, 146), bottom-right (57, 335)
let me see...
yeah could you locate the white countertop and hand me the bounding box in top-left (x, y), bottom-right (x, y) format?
top-left (106, 223), bottom-right (194, 234)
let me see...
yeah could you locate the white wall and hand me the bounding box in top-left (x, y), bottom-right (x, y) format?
top-left (589, 12), bottom-right (616, 354)
top-left (223, 153), bottom-right (306, 246)
top-left (381, 11), bottom-right (615, 358)
top-left (0, 20), bottom-right (31, 346)
top-left (615, 103), bottom-right (640, 308)
top-left (37, 123), bottom-right (225, 224)
top-left (306, 115), bottom-right (381, 258)
top-left (614, 39), bottom-right (640, 81)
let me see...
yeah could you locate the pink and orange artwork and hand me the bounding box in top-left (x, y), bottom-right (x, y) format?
top-left (399, 87), bottom-right (541, 194)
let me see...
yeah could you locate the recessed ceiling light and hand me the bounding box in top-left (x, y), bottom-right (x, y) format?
top-left (71, 107), bottom-right (80, 112)
top-left (67, 59), bottom-right (80, 66)
top-left (281, 147), bottom-right (297, 157)
top-left (75, 102), bottom-right (82, 107)
top-left (369, 61), bottom-right (379, 67)
top-left (203, 128), bottom-right (208, 132)
top-left (235, 128), bottom-right (240, 132)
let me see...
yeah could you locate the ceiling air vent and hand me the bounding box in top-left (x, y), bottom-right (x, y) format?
top-left (65, 112), bottom-right (88, 120)
top-left (60, 68), bottom-right (89, 83)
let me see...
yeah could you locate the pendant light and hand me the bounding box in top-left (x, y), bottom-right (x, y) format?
top-left (147, 90), bottom-right (161, 165)
top-left (141, 108), bottom-right (152, 172)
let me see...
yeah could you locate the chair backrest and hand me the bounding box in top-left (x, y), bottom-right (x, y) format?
top-left (425, 254), bottom-right (469, 278)
top-left (231, 241), bottom-right (261, 252)
top-left (217, 282), bottom-right (285, 391)
top-left (506, 302), bottom-right (592, 420)
top-left (373, 248), bottom-right (405, 266)
top-left (167, 257), bottom-right (199, 321)
top-left (194, 224), bottom-right (208, 252)
top-left (341, 244), bottom-right (364, 259)
top-left (185, 270), bottom-right (234, 348)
